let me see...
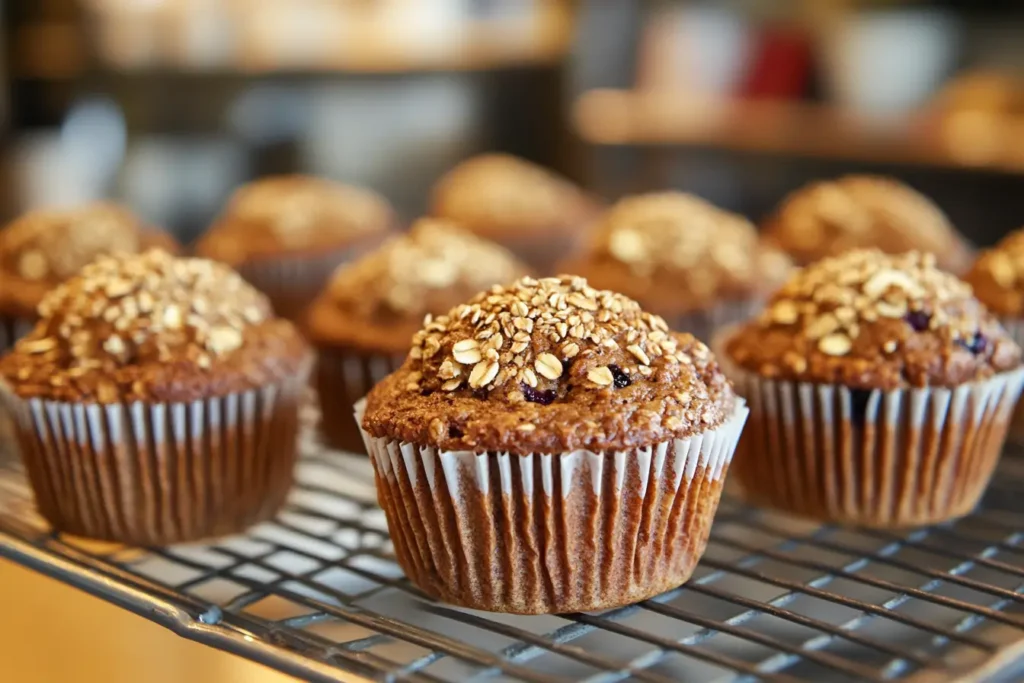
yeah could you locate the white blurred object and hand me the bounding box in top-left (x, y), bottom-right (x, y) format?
top-left (824, 8), bottom-right (960, 116)
top-left (166, 0), bottom-right (236, 68)
top-left (11, 134), bottom-right (102, 209)
top-left (638, 4), bottom-right (751, 96)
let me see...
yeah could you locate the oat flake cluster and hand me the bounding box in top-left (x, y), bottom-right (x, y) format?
top-left (1, 204), bottom-right (142, 282)
top-left (408, 275), bottom-right (688, 397)
top-left (758, 249), bottom-right (976, 360)
top-left (328, 218), bottom-right (523, 318)
top-left (16, 250), bottom-right (270, 382)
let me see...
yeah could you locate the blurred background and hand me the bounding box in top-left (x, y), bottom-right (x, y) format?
top-left (3, 0), bottom-right (1024, 680)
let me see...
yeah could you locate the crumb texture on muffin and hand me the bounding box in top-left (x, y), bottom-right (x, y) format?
top-left (565, 192), bottom-right (791, 315)
top-left (0, 249), bottom-right (308, 403)
top-left (431, 154), bottom-right (592, 235)
top-left (198, 175), bottom-right (394, 263)
top-left (726, 249), bottom-right (1021, 389)
top-left (362, 274), bottom-right (736, 453)
top-left (308, 218), bottom-right (529, 353)
top-left (764, 176), bottom-right (971, 270)
top-left (965, 229), bottom-right (1024, 316)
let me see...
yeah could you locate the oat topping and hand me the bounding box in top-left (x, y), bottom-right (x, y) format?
top-left (14, 250), bottom-right (271, 379)
top-left (325, 218), bottom-right (527, 320)
top-left (223, 176), bottom-right (392, 249)
top-left (756, 249), bottom-right (983, 357)
top-left (0, 204), bottom-right (145, 282)
top-left (591, 192), bottom-right (791, 295)
top-left (408, 274), bottom-right (699, 399)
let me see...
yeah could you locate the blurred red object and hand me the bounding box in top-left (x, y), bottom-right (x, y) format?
top-left (741, 26), bottom-right (812, 100)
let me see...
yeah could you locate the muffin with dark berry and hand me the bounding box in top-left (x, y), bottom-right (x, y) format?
top-left (430, 154), bottom-right (600, 273)
top-left (0, 250), bottom-right (311, 544)
top-left (763, 176), bottom-right (973, 272)
top-left (562, 192), bottom-right (792, 341)
top-left (357, 275), bottom-right (748, 614)
top-left (722, 249), bottom-right (1022, 527)
top-left (307, 218), bottom-right (529, 452)
top-left (0, 203), bottom-right (178, 353)
top-left (196, 175), bottom-right (396, 319)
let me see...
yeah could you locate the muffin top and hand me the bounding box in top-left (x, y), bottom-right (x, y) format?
top-left (0, 250), bottom-right (309, 404)
top-left (0, 203), bottom-right (177, 317)
top-left (964, 229), bottom-right (1024, 316)
top-left (430, 154), bottom-right (596, 237)
top-left (764, 176), bottom-right (971, 272)
top-left (564, 192), bottom-right (792, 315)
top-left (307, 218), bottom-right (530, 353)
top-left (362, 275), bottom-right (737, 454)
top-left (726, 249), bottom-right (1021, 390)
top-left (197, 175), bottom-right (394, 264)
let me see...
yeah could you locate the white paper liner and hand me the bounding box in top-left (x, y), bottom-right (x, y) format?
top-left (0, 314), bottom-right (35, 355)
top-left (0, 371), bottom-right (309, 544)
top-left (666, 298), bottom-right (764, 343)
top-left (727, 367), bottom-right (1024, 527)
top-left (354, 398), bottom-right (748, 614)
top-left (316, 347), bottom-right (404, 452)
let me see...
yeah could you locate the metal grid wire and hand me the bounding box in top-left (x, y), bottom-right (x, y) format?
top-left (0, 415), bottom-right (1022, 683)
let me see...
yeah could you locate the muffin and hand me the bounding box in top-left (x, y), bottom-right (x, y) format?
top-left (721, 249), bottom-right (1023, 527)
top-left (357, 275), bottom-right (748, 613)
top-left (0, 203), bottom-right (179, 353)
top-left (196, 175), bottom-right (395, 319)
top-left (562, 192), bottom-right (792, 342)
top-left (0, 250), bottom-right (311, 544)
top-left (430, 154), bottom-right (600, 273)
top-left (763, 176), bottom-right (973, 273)
top-left (307, 218), bottom-right (529, 452)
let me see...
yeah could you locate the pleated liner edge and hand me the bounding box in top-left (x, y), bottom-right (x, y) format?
top-left (316, 347), bottom-right (404, 453)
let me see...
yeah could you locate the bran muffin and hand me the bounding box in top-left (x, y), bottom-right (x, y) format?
top-left (307, 218), bottom-right (529, 452)
top-left (196, 175), bottom-right (395, 319)
top-left (0, 250), bottom-right (311, 544)
top-left (722, 249), bottom-right (1023, 527)
top-left (0, 203), bottom-right (178, 353)
top-left (357, 275), bottom-right (748, 613)
top-left (430, 154), bottom-right (600, 274)
top-left (562, 192), bottom-right (792, 341)
top-left (763, 176), bottom-right (973, 272)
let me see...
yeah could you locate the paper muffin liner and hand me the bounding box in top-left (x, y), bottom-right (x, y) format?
top-left (665, 298), bottom-right (764, 343)
top-left (0, 369), bottom-right (310, 545)
top-left (316, 347), bottom-right (405, 453)
top-left (725, 366), bottom-right (1024, 528)
top-left (237, 243), bottom-right (378, 321)
top-left (0, 314), bottom-right (35, 355)
top-left (997, 317), bottom-right (1024, 444)
top-left (355, 398), bottom-right (748, 614)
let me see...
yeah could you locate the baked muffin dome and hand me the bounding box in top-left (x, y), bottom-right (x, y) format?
top-left (0, 203), bottom-right (177, 319)
top-left (362, 274), bottom-right (736, 453)
top-left (726, 249), bottom-right (1020, 390)
top-left (308, 218), bottom-right (529, 354)
top-left (1, 249), bottom-right (308, 404)
top-left (964, 229), bottom-right (1024, 317)
top-left (564, 192), bottom-right (792, 318)
top-left (197, 175), bottom-right (394, 265)
top-left (763, 176), bottom-right (972, 272)
top-left (430, 154), bottom-right (599, 273)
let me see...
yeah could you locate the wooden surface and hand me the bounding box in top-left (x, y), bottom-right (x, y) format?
top-left (0, 558), bottom-right (296, 683)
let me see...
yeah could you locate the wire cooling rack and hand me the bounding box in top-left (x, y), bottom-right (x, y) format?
top-left (0, 410), bottom-right (1022, 683)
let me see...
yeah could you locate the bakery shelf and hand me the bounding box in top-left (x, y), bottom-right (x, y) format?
top-left (0, 407), bottom-right (1023, 682)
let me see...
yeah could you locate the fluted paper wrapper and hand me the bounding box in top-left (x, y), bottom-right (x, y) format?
top-left (316, 347), bottom-right (404, 452)
top-left (0, 314), bottom-right (34, 355)
top-left (0, 374), bottom-right (309, 545)
top-left (998, 317), bottom-right (1024, 443)
top-left (728, 368), bottom-right (1024, 527)
top-left (355, 399), bottom-right (748, 614)
top-left (666, 299), bottom-right (763, 343)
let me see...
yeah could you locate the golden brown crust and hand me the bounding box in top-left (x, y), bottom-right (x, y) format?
top-left (0, 203), bottom-right (179, 317)
top-left (306, 218), bottom-right (530, 353)
top-left (964, 229), bottom-right (1024, 316)
top-left (362, 275), bottom-right (736, 453)
top-left (563, 192), bottom-right (792, 316)
top-left (725, 249), bottom-right (1021, 389)
top-left (430, 154), bottom-right (599, 240)
top-left (0, 250), bottom-right (310, 403)
top-left (196, 175), bottom-right (395, 265)
top-left (763, 175), bottom-right (973, 271)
